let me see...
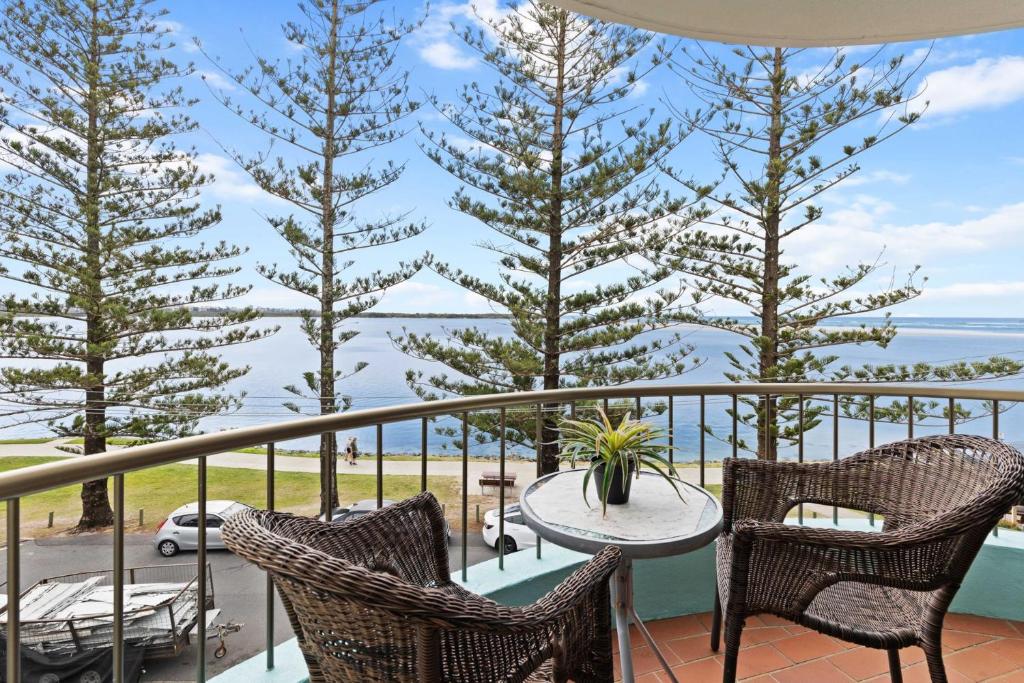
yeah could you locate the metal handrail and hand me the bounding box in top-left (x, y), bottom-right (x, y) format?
top-left (0, 382), bottom-right (1021, 500)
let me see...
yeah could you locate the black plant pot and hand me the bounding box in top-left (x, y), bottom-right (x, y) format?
top-left (591, 459), bottom-right (636, 505)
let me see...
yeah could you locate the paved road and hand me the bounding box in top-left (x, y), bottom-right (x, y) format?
top-left (0, 530), bottom-right (498, 681)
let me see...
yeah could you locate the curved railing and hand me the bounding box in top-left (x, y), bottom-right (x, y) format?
top-left (0, 381), bottom-right (1021, 681)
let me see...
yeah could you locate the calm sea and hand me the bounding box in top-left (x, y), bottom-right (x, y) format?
top-left (5, 316), bottom-right (1024, 460)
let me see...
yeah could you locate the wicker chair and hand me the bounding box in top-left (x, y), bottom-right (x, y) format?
top-left (222, 491), bottom-right (621, 682)
top-left (711, 434), bottom-right (1024, 683)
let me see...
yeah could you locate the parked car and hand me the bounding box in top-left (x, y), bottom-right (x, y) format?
top-left (482, 504), bottom-right (536, 553)
top-left (328, 499), bottom-right (452, 540)
top-left (154, 500), bottom-right (250, 557)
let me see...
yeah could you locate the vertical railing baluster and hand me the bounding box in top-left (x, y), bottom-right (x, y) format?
top-left (376, 424), bottom-right (384, 508)
top-left (635, 395), bottom-right (642, 419)
top-left (667, 395), bottom-right (674, 464)
top-left (994, 400), bottom-right (1002, 537)
top-left (699, 394), bottom-right (706, 488)
top-left (833, 394), bottom-right (839, 526)
top-left (948, 397), bottom-right (955, 434)
top-left (908, 395), bottom-right (914, 439)
top-left (499, 407), bottom-right (506, 570)
top-left (535, 404), bottom-right (542, 479)
top-left (197, 457), bottom-right (207, 682)
top-left (732, 394), bottom-right (738, 459)
top-left (266, 442), bottom-right (275, 671)
top-left (113, 474), bottom-right (125, 682)
top-left (993, 399), bottom-right (1000, 440)
top-left (570, 400), bottom-right (576, 420)
top-left (535, 403), bottom-right (542, 559)
top-left (797, 395), bottom-right (804, 525)
top-left (420, 417), bottom-right (428, 493)
top-left (6, 498), bottom-right (19, 683)
top-left (461, 412), bottom-right (469, 581)
top-left (603, 397), bottom-right (609, 415)
top-left (869, 395), bottom-right (876, 527)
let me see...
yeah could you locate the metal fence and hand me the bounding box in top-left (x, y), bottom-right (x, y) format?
top-left (0, 382), bottom-right (1019, 681)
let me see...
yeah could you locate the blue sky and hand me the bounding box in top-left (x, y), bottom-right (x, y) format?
top-left (159, 0), bottom-right (1024, 318)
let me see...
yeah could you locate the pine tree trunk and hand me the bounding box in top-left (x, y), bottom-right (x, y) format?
top-left (318, 0), bottom-right (341, 513)
top-left (78, 3), bottom-right (112, 529)
top-left (538, 13), bottom-right (568, 476)
top-left (757, 47), bottom-right (785, 462)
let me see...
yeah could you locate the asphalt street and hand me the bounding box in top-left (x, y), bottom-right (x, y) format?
top-left (1, 529), bottom-right (499, 681)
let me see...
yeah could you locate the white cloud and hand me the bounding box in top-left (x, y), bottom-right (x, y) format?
top-left (376, 280), bottom-right (494, 314)
top-left (842, 169), bottom-right (911, 187)
top-left (198, 70), bottom-right (236, 92)
top-left (787, 199), bottom-right (1024, 274)
top-left (193, 153), bottom-right (264, 200)
top-left (919, 281), bottom-right (1024, 300)
top-left (916, 56), bottom-right (1024, 118)
top-left (414, 0), bottom-right (504, 71)
top-left (419, 41), bottom-right (477, 70)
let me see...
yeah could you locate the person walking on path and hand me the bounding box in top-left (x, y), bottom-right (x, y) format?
top-left (345, 437), bottom-right (359, 466)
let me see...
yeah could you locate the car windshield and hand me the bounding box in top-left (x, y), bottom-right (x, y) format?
top-left (221, 503), bottom-right (249, 518)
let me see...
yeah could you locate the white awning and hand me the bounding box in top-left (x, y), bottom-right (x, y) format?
top-left (547, 0), bottom-right (1024, 46)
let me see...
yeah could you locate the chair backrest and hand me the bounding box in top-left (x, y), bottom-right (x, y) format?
top-left (222, 492), bottom-right (454, 682)
top-left (840, 435), bottom-right (1024, 534)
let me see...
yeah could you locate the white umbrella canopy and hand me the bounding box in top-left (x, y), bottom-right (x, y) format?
top-left (546, 0), bottom-right (1024, 46)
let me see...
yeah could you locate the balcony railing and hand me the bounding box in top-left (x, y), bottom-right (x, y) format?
top-left (0, 382), bottom-right (1020, 682)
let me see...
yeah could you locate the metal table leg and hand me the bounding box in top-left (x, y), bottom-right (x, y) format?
top-left (612, 558), bottom-right (679, 683)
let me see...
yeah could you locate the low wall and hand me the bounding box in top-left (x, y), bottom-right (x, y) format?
top-left (455, 520), bottom-right (1024, 622)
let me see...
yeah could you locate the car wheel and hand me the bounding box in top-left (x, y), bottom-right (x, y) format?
top-left (158, 540), bottom-right (179, 557)
top-left (501, 536), bottom-right (517, 554)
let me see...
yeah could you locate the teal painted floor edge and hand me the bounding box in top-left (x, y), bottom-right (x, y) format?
top-left (207, 640), bottom-right (308, 683)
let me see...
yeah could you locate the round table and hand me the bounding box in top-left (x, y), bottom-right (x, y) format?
top-left (520, 469), bottom-right (723, 683)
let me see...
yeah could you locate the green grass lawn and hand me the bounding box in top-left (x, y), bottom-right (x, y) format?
top-left (0, 456), bottom-right (463, 541)
top-left (0, 437), bottom-right (54, 445)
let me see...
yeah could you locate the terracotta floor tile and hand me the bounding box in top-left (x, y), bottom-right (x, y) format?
top-left (614, 645), bottom-right (682, 678)
top-left (945, 641), bottom-right (1018, 680)
top-left (774, 631), bottom-right (849, 663)
top-left (741, 626), bottom-right (792, 647)
top-left (633, 613), bottom-right (1023, 683)
top-left (991, 671), bottom-right (1024, 683)
top-left (988, 638), bottom-right (1024, 668)
top-left (943, 629), bottom-right (996, 651)
top-left (772, 658), bottom-right (853, 683)
top-left (945, 613), bottom-right (1020, 638)
top-left (1009, 620), bottom-right (1024, 638)
top-left (643, 614), bottom-right (707, 642)
top-left (727, 643), bottom-right (792, 679)
top-left (783, 624), bottom-right (812, 636)
top-left (659, 656), bottom-right (723, 682)
top-left (829, 646), bottom-right (893, 680)
top-left (667, 634), bottom-right (718, 663)
top-left (900, 661), bottom-right (972, 683)
top-left (696, 611), bottom-right (716, 632)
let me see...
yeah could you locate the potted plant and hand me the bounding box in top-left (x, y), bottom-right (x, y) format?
top-left (558, 409), bottom-right (683, 516)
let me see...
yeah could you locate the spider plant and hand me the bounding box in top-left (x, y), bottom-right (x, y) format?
top-left (558, 409), bottom-right (683, 516)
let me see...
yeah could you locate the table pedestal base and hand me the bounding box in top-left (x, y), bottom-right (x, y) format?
top-left (611, 558), bottom-right (679, 683)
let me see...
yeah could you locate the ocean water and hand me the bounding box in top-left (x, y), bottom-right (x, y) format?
top-left (4, 316), bottom-right (1024, 460)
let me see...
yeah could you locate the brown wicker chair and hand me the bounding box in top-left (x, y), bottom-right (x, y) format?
top-left (222, 491), bottom-right (620, 682)
top-left (711, 434), bottom-right (1024, 683)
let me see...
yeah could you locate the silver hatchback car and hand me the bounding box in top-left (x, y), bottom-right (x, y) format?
top-left (154, 500), bottom-right (250, 557)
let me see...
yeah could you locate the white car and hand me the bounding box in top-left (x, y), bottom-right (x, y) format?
top-left (482, 504), bottom-right (536, 554)
top-left (328, 499), bottom-right (452, 540)
top-left (154, 500), bottom-right (250, 557)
